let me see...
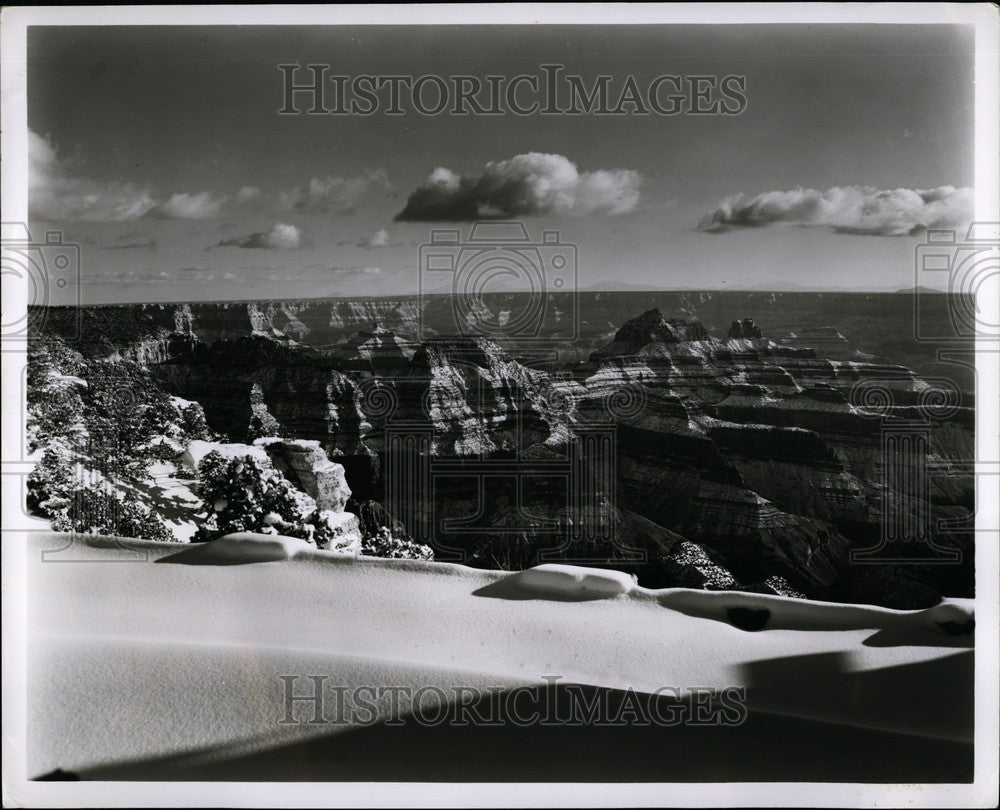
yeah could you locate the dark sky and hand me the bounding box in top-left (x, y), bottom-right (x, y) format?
top-left (27, 24), bottom-right (975, 302)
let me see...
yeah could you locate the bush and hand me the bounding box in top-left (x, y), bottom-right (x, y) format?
top-left (195, 451), bottom-right (317, 541)
top-left (85, 361), bottom-right (178, 476)
top-left (179, 402), bottom-right (213, 441)
top-left (26, 442), bottom-right (78, 519)
top-left (361, 526), bottom-right (434, 560)
top-left (50, 484), bottom-right (174, 543)
top-left (194, 452), bottom-right (433, 560)
top-left (26, 339), bottom-right (87, 453)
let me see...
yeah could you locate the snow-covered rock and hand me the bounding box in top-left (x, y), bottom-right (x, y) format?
top-left (510, 564), bottom-right (636, 600)
top-left (313, 510), bottom-right (362, 554)
top-left (180, 440), bottom-right (270, 472)
top-left (204, 532), bottom-right (312, 561)
top-left (254, 438), bottom-right (352, 512)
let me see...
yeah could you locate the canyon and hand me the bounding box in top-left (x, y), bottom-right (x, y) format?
top-left (29, 290), bottom-right (975, 608)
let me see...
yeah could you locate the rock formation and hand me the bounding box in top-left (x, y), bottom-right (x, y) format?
top-left (255, 438), bottom-right (352, 513)
top-left (727, 317), bottom-right (763, 339)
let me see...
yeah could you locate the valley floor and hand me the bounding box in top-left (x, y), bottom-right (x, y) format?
top-left (24, 534), bottom-right (973, 783)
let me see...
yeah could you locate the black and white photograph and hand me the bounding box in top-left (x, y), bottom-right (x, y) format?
top-left (1, 5), bottom-right (998, 807)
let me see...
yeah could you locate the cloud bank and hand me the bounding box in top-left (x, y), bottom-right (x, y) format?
top-left (395, 153), bottom-right (642, 221)
top-left (698, 185), bottom-right (973, 236)
top-left (279, 170), bottom-right (392, 214)
top-left (217, 223), bottom-right (302, 249)
top-left (152, 192), bottom-right (228, 220)
top-left (29, 129), bottom-right (391, 224)
top-left (29, 130), bottom-right (158, 221)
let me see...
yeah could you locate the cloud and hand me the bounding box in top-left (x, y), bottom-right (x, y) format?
top-left (152, 191), bottom-right (228, 220)
top-left (29, 129), bottom-right (251, 223)
top-left (698, 185), bottom-right (973, 236)
top-left (236, 186), bottom-right (263, 203)
top-left (216, 223), bottom-right (302, 249)
top-left (395, 153), bottom-right (642, 222)
top-left (105, 238), bottom-right (158, 251)
top-left (316, 264), bottom-right (382, 276)
top-left (29, 128), bottom-right (392, 224)
top-left (279, 169), bottom-right (392, 214)
top-left (29, 130), bottom-right (158, 221)
top-left (358, 227), bottom-right (391, 248)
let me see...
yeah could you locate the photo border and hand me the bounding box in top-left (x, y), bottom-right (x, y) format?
top-left (2, 4), bottom-right (997, 808)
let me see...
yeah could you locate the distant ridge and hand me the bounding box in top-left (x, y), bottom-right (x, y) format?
top-left (894, 285), bottom-right (950, 294)
top-left (584, 281), bottom-right (673, 292)
top-left (56, 286), bottom-right (959, 307)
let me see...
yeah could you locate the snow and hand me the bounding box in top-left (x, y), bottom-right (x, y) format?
top-left (168, 395), bottom-right (199, 411)
top-left (179, 439), bottom-right (270, 471)
top-left (508, 563), bottom-right (636, 599)
top-left (185, 531), bottom-right (314, 562)
top-left (130, 460), bottom-right (201, 542)
top-left (649, 586), bottom-right (975, 636)
top-left (25, 534), bottom-right (974, 781)
top-left (47, 371), bottom-right (87, 388)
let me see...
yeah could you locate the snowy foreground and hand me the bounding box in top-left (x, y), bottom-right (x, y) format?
top-left (26, 533), bottom-right (973, 782)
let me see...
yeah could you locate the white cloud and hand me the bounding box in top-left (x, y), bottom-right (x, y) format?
top-left (29, 130), bottom-right (158, 221)
top-left (395, 153), bottom-right (642, 221)
top-left (279, 169), bottom-right (392, 214)
top-left (28, 129), bottom-right (394, 227)
top-left (236, 186), bottom-right (263, 203)
top-left (217, 223), bottom-right (302, 249)
top-left (359, 227), bottom-right (391, 248)
top-left (326, 265), bottom-right (382, 276)
top-left (698, 185), bottom-right (973, 236)
top-left (153, 191), bottom-right (227, 220)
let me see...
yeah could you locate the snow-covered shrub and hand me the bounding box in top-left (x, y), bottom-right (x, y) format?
top-left (179, 402), bottom-right (213, 441)
top-left (194, 451), bottom-right (317, 542)
top-left (50, 484), bottom-right (174, 543)
top-left (361, 526), bottom-right (434, 560)
top-left (26, 442), bottom-right (78, 519)
top-left (25, 338), bottom-right (87, 453)
top-left (84, 360), bottom-right (178, 476)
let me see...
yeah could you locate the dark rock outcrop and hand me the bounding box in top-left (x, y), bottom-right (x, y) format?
top-left (728, 318), bottom-right (763, 340)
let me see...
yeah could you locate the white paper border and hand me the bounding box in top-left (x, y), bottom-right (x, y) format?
top-left (2, 4), bottom-right (997, 808)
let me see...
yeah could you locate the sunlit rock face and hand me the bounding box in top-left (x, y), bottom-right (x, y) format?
top-left (255, 438), bottom-right (353, 513)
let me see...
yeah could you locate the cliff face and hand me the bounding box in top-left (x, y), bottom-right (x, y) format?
top-left (153, 336), bottom-right (370, 453)
top-left (29, 297), bottom-right (974, 607)
top-left (139, 299), bottom-right (423, 346)
top-left (38, 287), bottom-right (973, 389)
top-left (572, 310), bottom-right (972, 603)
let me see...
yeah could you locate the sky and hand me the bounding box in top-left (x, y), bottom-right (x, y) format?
top-left (27, 24), bottom-right (975, 304)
